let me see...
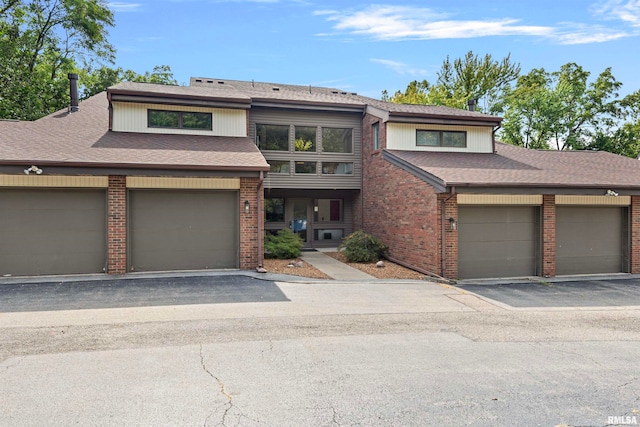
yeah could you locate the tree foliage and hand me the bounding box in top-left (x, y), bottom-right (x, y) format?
top-left (383, 51), bottom-right (520, 113)
top-left (80, 64), bottom-right (178, 99)
top-left (0, 0), bottom-right (114, 120)
top-left (496, 63), bottom-right (627, 151)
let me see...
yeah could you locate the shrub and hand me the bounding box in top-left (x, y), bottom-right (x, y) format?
top-left (338, 231), bottom-right (388, 263)
top-left (264, 229), bottom-right (303, 259)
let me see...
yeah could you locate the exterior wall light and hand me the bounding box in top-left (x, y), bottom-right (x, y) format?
top-left (605, 189), bottom-right (619, 197)
top-left (24, 165), bottom-right (43, 175)
top-left (448, 217), bottom-right (457, 231)
top-left (244, 200), bottom-right (250, 214)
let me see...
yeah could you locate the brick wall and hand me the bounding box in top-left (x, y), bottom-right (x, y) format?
top-left (440, 193), bottom-right (458, 279)
top-left (631, 196), bottom-right (640, 274)
top-left (107, 175), bottom-right (127, 274)
top-left (542, 195), bottom-right (556, 277)
top-left (240, 177), bottom-right (262, 270)
top-left (361, 114), bottom-right (441, 275)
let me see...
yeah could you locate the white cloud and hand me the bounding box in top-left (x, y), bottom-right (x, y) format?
top-left (553, 23), bottom-right (629, 44)
top-left (370, 58), bottom-right (428, 77)
top-left (318, 5), bottom-right (552, 40)
top-left (592, 0), bottom-right (640, 26)
top-left (316, 4), bottom-right (634, 45)
top-left (107, 2), bottom-right (142, 12)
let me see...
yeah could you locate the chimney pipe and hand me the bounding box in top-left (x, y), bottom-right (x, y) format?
top-left (68, 73), bottom-right (79, 113)
top-left (467, 98), bottom-right (476, 112)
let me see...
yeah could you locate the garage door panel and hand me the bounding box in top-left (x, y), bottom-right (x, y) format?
top-left (129, 190), bottom-right (239, 272)
top-left (0, 189), bottom-right (107, 276)
top-left (458, 206), bottom-right (538, 279)
top-left (556, 206), bottom-right (625, 275)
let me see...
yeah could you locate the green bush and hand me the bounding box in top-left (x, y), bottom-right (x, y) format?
top-left (264, 229), bottom-right (303, 259)
top-left (338, 231), bottom-right (388, 263)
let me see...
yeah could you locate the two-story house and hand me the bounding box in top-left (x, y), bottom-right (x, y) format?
top-left (3, 75), bottom-right (640, 280)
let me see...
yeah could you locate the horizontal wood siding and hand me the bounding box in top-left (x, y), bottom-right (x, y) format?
top-left (458, 194), bottom-right (543, 205)
top-left (555, 195), bottom-right (631, 206)
top-left (251, 109), bottom-right (362, 190)
top-left (112, 102), bottom-right (246, 137)
top-left (386, 123), bottom-right (494, 153)
top-left (0, 175), bottom-right (108, 188)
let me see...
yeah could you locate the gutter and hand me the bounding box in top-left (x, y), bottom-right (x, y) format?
top-left (441, 186), bottom-right (456, 278)
top-left (492, 124), bottom-right (501, 153)
top-left (257, 171), bottom-right (264, 269)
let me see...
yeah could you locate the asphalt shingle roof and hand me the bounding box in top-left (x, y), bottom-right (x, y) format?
top-left (0, 92), bottom-right (269, 171)
top-left (388, 142), bottom-right (640, 189)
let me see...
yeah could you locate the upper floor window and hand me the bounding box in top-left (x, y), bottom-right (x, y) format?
top-left (268, 160), bottom-right (290, 174)
top-left (295, 126), bottom-right (317, 152)
top-left (322, 162), bottom-right (353, 175)
top-left (148, 109), bottom-right (212, 130)
top-left (323, 128), bottom-right (353, 153)
top-left (416, 130), bottom-right (466, 148)
top-left (372, 122), bottom-right (380, 150)
top-left (256, 124), bottom-right (289, 151)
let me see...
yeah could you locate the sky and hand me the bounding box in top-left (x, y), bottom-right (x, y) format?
top-left (107, 0), bottom-right (640, 99)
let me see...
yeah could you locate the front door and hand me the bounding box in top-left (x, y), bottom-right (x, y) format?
top-left (290, 198), bottom-right (311, 247)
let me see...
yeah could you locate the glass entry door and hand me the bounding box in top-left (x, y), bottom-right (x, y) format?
top-left (290, 198), bottom-right (311, 246)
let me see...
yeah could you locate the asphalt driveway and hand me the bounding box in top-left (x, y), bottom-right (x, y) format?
top-left (457, 277), bottom-right (640, 308)
top-left (0, 275), bottom-right (289, 312)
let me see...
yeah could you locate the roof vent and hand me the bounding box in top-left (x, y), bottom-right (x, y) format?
top-left (331, 90), bottom-right (338, 94)
top-left (217, 81), bottom-right (225, 84)
top-left (272, 87), bottom-right (280, 91)
top-left (195, 79), bottom-right (203, 83)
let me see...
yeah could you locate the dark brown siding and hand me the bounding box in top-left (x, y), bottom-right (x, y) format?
top-left (0, 189), bottom-right (107, 276)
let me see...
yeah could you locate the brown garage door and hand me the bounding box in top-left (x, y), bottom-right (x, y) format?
top-left (0, 189), bottom-right (107, 276)
top-left (129, 190), bottom-right (239, 272)
top-left (458, 206), bottom-right (539, 279)
top-left (556, 206), bottom-right (626, 275)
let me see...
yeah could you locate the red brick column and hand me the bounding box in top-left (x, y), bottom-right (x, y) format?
top-left (107, 175), bottom-right (127, 274)
top-left (630, 196), bottom-right (640, 274)
top-left (438, 194), bottom-right (458, 279)
top-left (542, 195), bottom-right (556, 277)
top-left (240, 177), bottom-right (261, 270)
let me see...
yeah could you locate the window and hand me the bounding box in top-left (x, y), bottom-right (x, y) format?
top-left (265, 198), bottom-right (285, 222)
top-left (295, 126), bottom-right (316, 152)
top-left (322, 162), bottom-right (353, 175)
top-left (295, 161), bottom-right (316, 174)
top-left (268, 160), bottom-right (290, 174)
top-left (416, 130), bottom-right (466, 147)
top-left (256, 124), bottom-right (289, 151)
top-left (148, 110), bottom-right (212, 130)
top-left (322, 128), bottom-right (353, 153)
top-left (372, 122), bottom-right (380, 150)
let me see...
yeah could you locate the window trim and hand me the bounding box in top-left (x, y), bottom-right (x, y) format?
top-left (148, 109), bottom-right (212, 131)
top-left (416, 129), bottom-right (467, 148)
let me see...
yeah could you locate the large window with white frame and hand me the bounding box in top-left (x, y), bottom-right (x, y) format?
top-left (148, 109), bottom-right (212, 130)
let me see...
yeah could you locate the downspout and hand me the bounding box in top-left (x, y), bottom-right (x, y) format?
top-left (107, 91), bottom-right (113, 131)
top-left (441, 186), bottom-right (456, 278)
top-left (257, 171), bottom-right (264, 269)
top-left (492, 124), bottom-right (501, 153)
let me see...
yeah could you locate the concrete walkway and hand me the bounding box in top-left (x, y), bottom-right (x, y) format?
top-left (300, 251), bottom-right (377, 280)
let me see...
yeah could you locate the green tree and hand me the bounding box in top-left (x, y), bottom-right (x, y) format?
top-left (384, 51), bottom-right (521, 113)
top-left (80, 64), bottom-right (178, 98)
top-left (498, 63), bottom-right (627, 151)
top-left (0, 0), bottom-right (114, 120)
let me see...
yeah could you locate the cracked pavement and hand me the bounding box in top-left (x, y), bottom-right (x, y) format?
top-left (1, 279), bottom-right (639, 426)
